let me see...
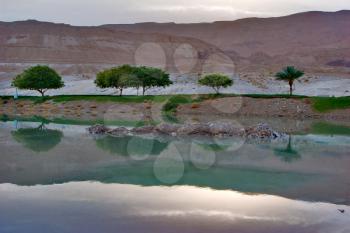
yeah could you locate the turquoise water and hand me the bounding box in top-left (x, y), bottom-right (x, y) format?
top-left (0, 121), bottom-right (349, 233)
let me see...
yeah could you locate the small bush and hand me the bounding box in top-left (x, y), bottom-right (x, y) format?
top-left (162, 95), bottom-right (192, 113)
top-left (198, 74), bottom-right (233, 94)
top-left (163, 101), bottom-right (178, 112)
top-left (168, 95), bottom-right (192, 104)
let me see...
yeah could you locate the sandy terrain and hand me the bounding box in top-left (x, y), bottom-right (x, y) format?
top-left (1, 73), bottom-right (349, 97)
top-left (178, 97), bottom-right (350, 121)
top-left (0, 99), bottom-right (156, 123)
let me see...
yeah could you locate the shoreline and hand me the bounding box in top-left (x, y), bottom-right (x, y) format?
top-left (1, 95), bottom-right (350, 123)
top-left (1, 94), bottom-right (350, 137)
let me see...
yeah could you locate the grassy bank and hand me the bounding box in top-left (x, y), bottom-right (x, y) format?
top-left (159, 94), bottom-right (350, 114)
top-left (0, 95), bottom-right (170, 104)
top-left (0, 93), bottom-right (308, 103)
top-left (312, 96), bottom-right (350, 112)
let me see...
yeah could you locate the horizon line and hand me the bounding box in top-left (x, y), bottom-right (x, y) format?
top-left (1, 9), bottom-right (349, 27)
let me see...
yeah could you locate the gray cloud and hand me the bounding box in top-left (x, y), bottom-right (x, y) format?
top-left (0, 0), bottom-right (349, 25)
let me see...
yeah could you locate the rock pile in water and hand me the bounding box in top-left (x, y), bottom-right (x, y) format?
top-left (244, 123), bottom-right (285, 140)
top-left (88, 122), bottom-right (286, 140)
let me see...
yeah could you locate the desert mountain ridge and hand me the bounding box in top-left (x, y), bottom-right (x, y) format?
top-left (0, 10), bottom-right (350, 80)
top-left (3, 10), bottom-right (350, 26)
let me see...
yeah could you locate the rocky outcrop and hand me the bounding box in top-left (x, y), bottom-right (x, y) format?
top-left (87, 122), bottom-right (285, 140)
top-left (130, 126), bottom-right (155, 134)
top-left (108, 127), bottom-right (129, 136)
top-left (245, 123), bottom-right (285, 140)
top-left (154, 124), bottom-right (180, 135)
top-left (88, 124), bottom-right (109, 135)
top-left (207, 122), bottom-right (245, 136)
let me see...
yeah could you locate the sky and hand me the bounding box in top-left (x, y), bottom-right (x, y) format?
top-left (0, 0), bottom-right (349, 25)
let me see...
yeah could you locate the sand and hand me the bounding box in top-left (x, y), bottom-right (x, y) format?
top-left (1, 75), bottom-right (349, 97)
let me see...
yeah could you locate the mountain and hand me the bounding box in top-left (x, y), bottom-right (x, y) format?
top-left (0, 11), bottom-right (350, 80)
top-left (0, 19), bottom-right (223, 78)
top-left (103, 10), bottom-right (350, 75)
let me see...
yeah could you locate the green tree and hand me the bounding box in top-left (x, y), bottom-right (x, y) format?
top-left (12, 65), bottom-right (64, 97)
top-left (275, 66), bottom-right (304, 96)
top-left (135, 66), bottom-right (172, 95)
top-left (198, 73), bottom-right (233, 94)
top-left (120, 74), bottom-right (142, 95)
top-left (95, 65), bottom-right (137, 96)
top-left (95, 65), bottom-right (172, 96)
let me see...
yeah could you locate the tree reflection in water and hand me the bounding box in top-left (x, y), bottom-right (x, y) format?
top-left (96, 135), bottom-right (169, 157)
top-left (274, 135), bottom-right (301, 162)
top-left (11, 123), bottom-right (63, 153)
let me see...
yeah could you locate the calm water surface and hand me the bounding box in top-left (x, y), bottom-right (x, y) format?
top-left (0, 120), bottom-right (349, 233)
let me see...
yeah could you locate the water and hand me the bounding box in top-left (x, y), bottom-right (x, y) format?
top-left (0, 120), bottom-right (349, 233)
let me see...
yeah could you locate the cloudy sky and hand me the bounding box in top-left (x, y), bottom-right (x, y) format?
top-left (0, 0), bottom-right (349, 25)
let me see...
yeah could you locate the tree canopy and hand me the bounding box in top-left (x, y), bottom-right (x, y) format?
top-left (198, 73), bottom-right (233, 94)
top-left (95, 65), bottom-right (138, 96)
top-left (275, 66), bottom-right (304, 95)
top-left (95, 65), bottom-right (172, 96)
top-left (12, 65), bottom-right (64, 96)
top-left (135, 66), bottom-right (172, 95)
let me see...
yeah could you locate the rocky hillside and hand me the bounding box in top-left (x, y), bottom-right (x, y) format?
top-left (0, 20), bottom-right (223, 80)
top-left (104, 10), bottom-right (350, 75)
top-left (0, 11), bottom-right (349, 93)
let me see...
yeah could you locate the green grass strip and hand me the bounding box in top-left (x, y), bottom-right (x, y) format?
top-left (312, 96), bottom-right (350, 112)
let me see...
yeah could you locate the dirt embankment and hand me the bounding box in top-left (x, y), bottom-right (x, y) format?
top-left (0, 99), bottom-right (160, 123)
top-left (177, 97), bottom-right (350, 121)
top-left (1, 97), bottom-right (349, 127)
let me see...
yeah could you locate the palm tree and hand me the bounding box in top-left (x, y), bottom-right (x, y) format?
top-left (275, 66), bottom-right (304, 95)
top-left (274, 135), bottom-right (301, 163)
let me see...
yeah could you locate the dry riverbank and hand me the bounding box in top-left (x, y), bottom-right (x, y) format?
top-left (177, 97), bottom-right (350, 121)
top-left (0, 98), bottom-right (161, 123)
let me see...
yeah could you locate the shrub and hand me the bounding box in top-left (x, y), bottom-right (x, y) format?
top-left (162, 96), bottom-right (191, 113)
top-left (198, 74), bottom-right (233, 94)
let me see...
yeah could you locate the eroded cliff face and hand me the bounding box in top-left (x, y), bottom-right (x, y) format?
top-left (0, 11), bottom-right (350, 95)
top-left (104, 11), bottom-right (350, 75)
top-left (0, 20), bottom-right (229, 80)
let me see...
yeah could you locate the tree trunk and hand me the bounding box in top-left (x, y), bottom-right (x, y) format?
top-left (142, 87), bottom-right (146, 96)
top-left (119, 88), bottom-right (123, 96)
top-left (38, 89), bottom-right (45, 97)
top-left (213, 87), bottom-right (220, 95)
top-left (38, 123), bottom-right (46, 130)
top-left (289, 80), bottom-right (293, 96)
